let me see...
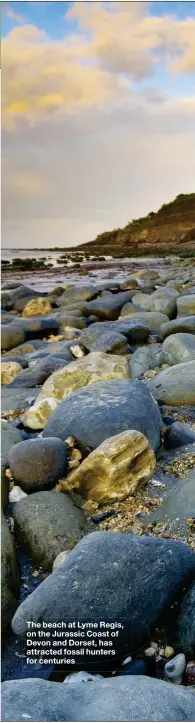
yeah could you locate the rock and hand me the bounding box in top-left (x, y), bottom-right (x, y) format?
top-left (161, 316), bottom-right (195, 339)
top-left (120, 277), bottom-right (140, 290)
top-left (23, 353), bottom-right (130, 430)
top-left (1, 325), bottom-right (26, 351)
top-left (1, 361), bottom-right (22, 385)
top-left (85, 292), bottom-right (133, 320)
top-left (91, 331), bottom-right (131, 355)
top-left (9, 486), bottom-right (27, 503)
top-left (4, 340), bottom-right (45, 357)
top-left (1, 313), bottom-right (19, 323)
top-left (132, 288), bottom-right (178, 318)
top-left (164, 422), bottom-right (195, 450)
top-left (80, 320), bottom-right (150, 349)
top-left (145, 647), bottom-right (157, 657)
top-left (57, 315), bottom-right (87, 330)
top-left (9, 356), bottom-right (70, 388)
top-left (130, 345), bottom-right (162, 378)
top-left (1, 421), bottom-right (24, 467)
top-left (9, 438), bottom-right (67, 492)
top-left (177, 295), bottom-right (195, 316)
top-left (28, 341), bottom-right (73, 362)
top-left (22, 297), bottom-right (52, 317)
top-left (43, 379), bottom-right (162, 452)
top-left (164, 646), bottom-right (175, 659)
top-left (58, 285), bottom-right (96, 306)
top-left (147, 361), bottom-right (195, 405)
top-left (1, 386), bottom-right (40, 414)
top-left (12, 491), bottom-right (87, 569)
top-left (52, 550), bottom-right (70, 572)
top-left (1, 354), bottom-right (29, 369)
top-left (120, 302), bottom-right (141, 317)
top-left (1, 512), bottom-right (20, 635)
top-left (67, 430), bottom-right (155, 504)
top-left (16, 316), bottom-right (59, 340)
top-left (176, 582), bottom-right (195, 657)
top-left (139, 270), bottom-right (160, 280)
top-left (9, 285), bottom-right (40, 303)
top-left (162, 333), bottom-right (195, 365)
top-left (2, 676), bottom-right (195, 722)
top-left (11, 532), bottom-right (195, 664)
top-left (118, 312), bottom-right (169, 332)
top-left (165, 653), bottom-right (186, 685)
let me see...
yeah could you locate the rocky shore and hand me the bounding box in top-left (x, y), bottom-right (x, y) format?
top-left (1, 257), bottom-right (195, 721)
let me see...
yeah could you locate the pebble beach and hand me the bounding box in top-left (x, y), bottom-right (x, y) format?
top-left (1, 253), bottom-right (195, 721)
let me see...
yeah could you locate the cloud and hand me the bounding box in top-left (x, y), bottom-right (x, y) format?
top-left (2, 91), bottom-right (195, 247)
top-left (1, 1), bottom-right (195, 248)
top-left (2, 2), bottom-right (195, 132)
top-left (2, 3), bottom-right (24, 23)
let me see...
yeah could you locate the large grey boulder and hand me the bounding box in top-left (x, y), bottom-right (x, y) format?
top-left (147, 361), bottom-right (195, 405)
top-left (118, 312), bottom-right (169, 332)
top-left (162, 333), bottom-right (195, 365)
top-left (12, 491), bottom-right (87, 569)
top-left (1, 513), bottom-right (20, 635)
top-left (2, 676), bottom-right (195, 722)
top-left (58, 285), bottom-right (97, 306)
top-left (43, 379), bottom-right (162, 451)
top-left (1, 325), bottom-right (26, 351)
top-left (160, 316), bottom-right (195, 339)
top-left (11, 532), bottom-right (195, 664)
top-left (79, 320), bottom-right (150, 349)
top-left (8, 437), bottom-right (67, 492)
top-left (84, 292), bottom-right (133, 320)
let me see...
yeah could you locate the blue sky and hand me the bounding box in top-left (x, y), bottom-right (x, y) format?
top-left (2, 2), bottom-right (195, 247)
top-left (2, 1), bottom-right (195, 37)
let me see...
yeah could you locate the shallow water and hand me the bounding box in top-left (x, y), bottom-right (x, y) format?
top-left (2, 252), bottom-right (167, 293)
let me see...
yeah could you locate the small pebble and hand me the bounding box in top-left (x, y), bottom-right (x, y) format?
top-left (150, 642), bottom-right (158, 652)
top-left (164, 646), bottom-right (175, 659)
top-left (122, 656), bottom-right (132, 666)
top-left (145, 647), bottom-right (157, 657)
top-left (65, 437), bottom-right (75, 447)
top-left (9, 486), bottom-right (27, 503)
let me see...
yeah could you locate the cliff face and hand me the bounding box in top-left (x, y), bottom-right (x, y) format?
top-left (79, 194), bottom-right (195, 256)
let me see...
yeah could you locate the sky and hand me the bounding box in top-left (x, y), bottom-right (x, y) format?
top-left (2, 1), bottom-right (195, 248)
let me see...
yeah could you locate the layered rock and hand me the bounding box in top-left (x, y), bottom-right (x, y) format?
top-left (23, 352), bottom-right (130, 429)
top-left (66, 430), bottom-right (155, 503)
